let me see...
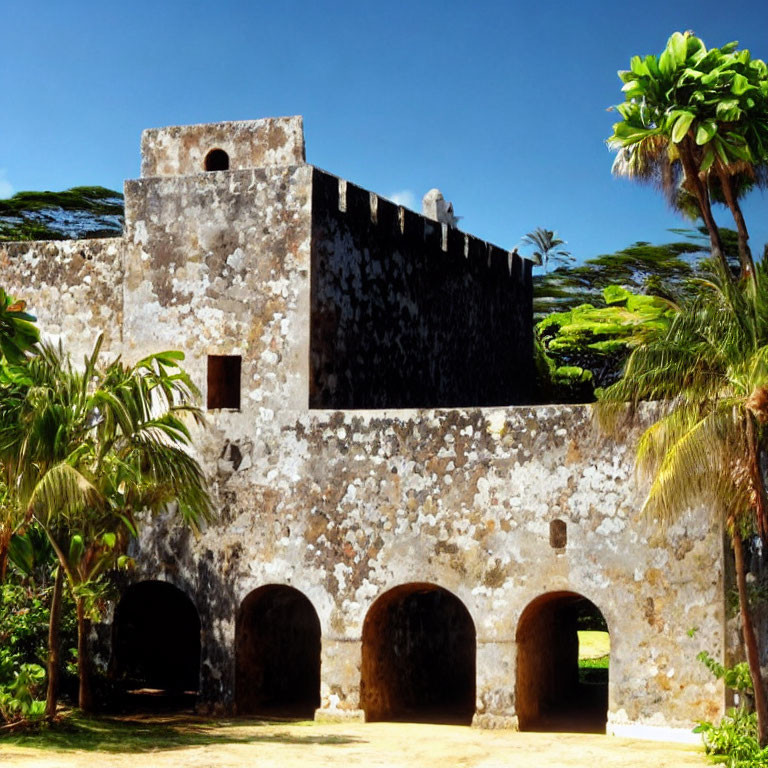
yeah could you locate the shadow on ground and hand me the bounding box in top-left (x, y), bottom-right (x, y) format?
top-left (4, 714), bottom-right (366, 753)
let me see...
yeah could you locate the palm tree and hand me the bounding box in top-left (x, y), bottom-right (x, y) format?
top-left (609, 32), bottom-right (768, 283)
top-left (597, 260), bottom-right (768, 746)
top-left (521, 227), bottom-right (573, 272)
top-left (1, 337), bottom-right (212, 711)
top-left (0, 289), bottom-right (39, 581)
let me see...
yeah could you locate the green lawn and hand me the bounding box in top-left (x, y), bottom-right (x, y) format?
top-left (578, 630), bottom-right (610, 670)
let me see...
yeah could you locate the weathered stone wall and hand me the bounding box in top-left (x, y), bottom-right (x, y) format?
top-left (310, 170), bottom-right (533, 408)
top-left (122, 164), bottom-right (313, 413)
top-left (0, 237), bottom-right (124, 357)
top-left (132, 403), bottom-right (724, 734)
top-left (140, 117), bottom-right (306, 178)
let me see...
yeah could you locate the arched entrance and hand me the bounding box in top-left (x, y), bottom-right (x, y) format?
top-left (112, 580), bottom-right (200, 710)
top-left (235, 585), bottom-right (321, 717)
top-left (361, 583), bottom-right (476, 724)
top-left (515, 591), bottom-right (609, 732)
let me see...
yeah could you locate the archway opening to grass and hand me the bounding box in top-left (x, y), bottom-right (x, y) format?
top-left (361, 583), bottom-right (476, 724)
top-left (112, 580), bottom-right (200, 711)
top-left (235, 585), bottom-right (321, 718)
top-left (516, 591), bottom-right (609, 733)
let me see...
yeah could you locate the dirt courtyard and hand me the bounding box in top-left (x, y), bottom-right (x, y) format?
top-left (0, 719), bottom-right (706, 768)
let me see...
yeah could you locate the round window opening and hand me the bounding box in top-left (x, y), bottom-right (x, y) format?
top-left (204, 148), bottom-right (229, 171)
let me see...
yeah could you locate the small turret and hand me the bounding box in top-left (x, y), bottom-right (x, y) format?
top-left (422, 188), bottom-right (459, 227)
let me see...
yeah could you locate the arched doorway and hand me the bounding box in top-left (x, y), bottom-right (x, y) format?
top-left (112, 580), bottom-right (200, 710)
top-left (235, 585), bottom-right (321, 717)
top-left (361, 583), bottom-right (476, 724)
top-left (515, 591), bottom-right (609, 733)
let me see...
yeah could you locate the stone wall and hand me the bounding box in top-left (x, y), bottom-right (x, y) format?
top-left (310, 169), bottom-right (533, 409)
top-left (0, 237), bottom-right (124, 357)
top-left (131, 403), bottom-right (724, 735)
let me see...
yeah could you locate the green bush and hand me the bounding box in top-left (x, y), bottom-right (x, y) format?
top-left (0, 579), bottom-right (77, 724)
top-left (696, 707), bottom-right (768, 767)
top-left (0, 663), bottom-right (46, 723)
top-left (696, 652), bottom-right (767, 765)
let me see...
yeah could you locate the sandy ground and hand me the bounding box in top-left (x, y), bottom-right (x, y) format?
top-left (0, 720), bottom-right (706, 768)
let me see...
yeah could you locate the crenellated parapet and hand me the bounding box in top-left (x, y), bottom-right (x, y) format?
top-left (310, 169), bottom-right (533, 408)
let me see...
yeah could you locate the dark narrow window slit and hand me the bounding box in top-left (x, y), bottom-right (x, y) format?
top-left (207, 355), bottom-right (241, 409)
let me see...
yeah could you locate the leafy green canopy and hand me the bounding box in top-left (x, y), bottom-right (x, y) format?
top-left (613, 33), bottom-right (768, 172)
top-left (533, 235), bottom-right (712, 320)
top-left (609, 31), bottom-right (768, 279)
top-left (537, 285), bottom-right (673, 399)
top-left (0, 187), bottom-right (124, 242)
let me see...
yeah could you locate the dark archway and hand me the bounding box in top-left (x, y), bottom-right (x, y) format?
top-left (204, 148), bottom-right (229, 171)
top-left (235, 585), bottom-right (321, 718)
top-left (516, 591), bottom-right (609, 733)
top-left (361, 583), bottom-right (476, 724)
top-left (112, 580), bottom-right (200, 710)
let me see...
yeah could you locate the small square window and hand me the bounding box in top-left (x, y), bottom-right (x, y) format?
top-left (550, 519), bottom-right (567, 549)
top-left (207, 355), bottom-right (241, 410)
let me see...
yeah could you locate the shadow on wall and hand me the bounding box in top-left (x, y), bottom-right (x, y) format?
top-left (361, 583), bottom-right (476, 725)
top-left (516, 591), bottom-right (609, 733)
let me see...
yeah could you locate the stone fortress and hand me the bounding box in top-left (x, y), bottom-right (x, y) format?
top-left (1, 117), bottom-right (726, 741)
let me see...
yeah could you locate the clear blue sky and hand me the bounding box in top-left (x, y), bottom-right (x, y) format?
top-left (2, 0), bottom-right (767, 264)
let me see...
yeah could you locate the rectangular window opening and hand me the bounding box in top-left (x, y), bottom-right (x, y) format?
top-left (207, 354), bottom-right (242, 410)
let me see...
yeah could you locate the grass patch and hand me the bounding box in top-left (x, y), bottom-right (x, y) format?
top-left (579, 655), bottom-right (609, 669)
top-left (3, 713), bottom-right (363, 752)
top-left (578, 631), bottom-right (609, 686)
top-left (578, 630), bottom-right (610, 660)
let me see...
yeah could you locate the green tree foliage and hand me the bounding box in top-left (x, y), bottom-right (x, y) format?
top-left (0, 187), bottom-right (124, 242)
top-left (533, 229), bottom-right (740, 320)
top-left (696, 707), bottom-right (768, 767)
top-left (597, 260), bottom-right (768, 746)
top-left (520, 227), bottom-right (573, 272)
top-left (609, 31), bottom-right (768, 281)
top-left (537, 285), bottom-right (673, 398)
top-left (0, 549), bottom-right (77, 726)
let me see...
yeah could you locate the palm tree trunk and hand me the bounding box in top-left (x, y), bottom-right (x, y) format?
top-left (45, 565), bottom-right (64, 719)
top-left (733, 530), bottom-right (768, 747)
top-left (76, 596), bottom-right (94, 711)
top-left (678, 141), bottom-right (730, 279)
top-left (746, 415), bottom-right (768, 543)
top-left (717, 169), bottom-right (755, 281)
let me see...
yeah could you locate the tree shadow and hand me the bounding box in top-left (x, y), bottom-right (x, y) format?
top-left (5, 714), bottom-right (365, 753)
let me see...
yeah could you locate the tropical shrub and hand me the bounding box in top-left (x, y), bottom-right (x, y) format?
top-left (696, 707), bottom-right (768, 767)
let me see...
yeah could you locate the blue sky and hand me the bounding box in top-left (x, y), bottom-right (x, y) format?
top-left (1, 0), bottom-right (767, 265)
